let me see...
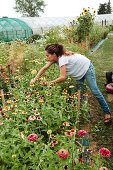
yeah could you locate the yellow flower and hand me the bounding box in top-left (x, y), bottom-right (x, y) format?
top-left (12, 155), bottom-right (16, 158)
top-left (69, 85), bottom-right (75, 88)
top-left (93, 10), bottom-right (96, 14)
top-left (0, 122), bottom-right (3, 125)
top-left (81, 12), bottom-right (83, 15)
top-left (89, 16), bottom-right (91, 19)
top-left (67, 34), bottom-right (69, 36)
top-left (31, 70), bottom-right (37, 74)
top-left (47, 130), bottom-right (52, 134)
top-left (70, 31), bottom-right (72, 34)
top-left (78, 17), bottom-right (80, 21)
top-left (84, 9), bottom-right (87, 13)
top-left (15, 76), bottom-right (19, 80)
top-left (72, 19), bottom-right (75, 23)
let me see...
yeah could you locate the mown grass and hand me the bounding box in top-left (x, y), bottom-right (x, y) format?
top-left (88, 35), bottom-right (113, 169)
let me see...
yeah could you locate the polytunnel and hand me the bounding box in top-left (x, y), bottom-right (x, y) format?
top-left (20, 16), bottom-right (77, 34)
top-left (0, 18), bottom-right (33, 42)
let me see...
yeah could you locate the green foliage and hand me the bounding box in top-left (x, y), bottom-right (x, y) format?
top-left (27, 34), bottom-right (42, 43)
top-left (64, 8), bottom-right (96, 42)
top-left (14, 0), bottom-right (46, 17)
top-left (0, 38), bottom-right (112, 169)
top-left (89, 24), bottom-right (109, 48)
top-left (42, 26), bottom-right (65, 44)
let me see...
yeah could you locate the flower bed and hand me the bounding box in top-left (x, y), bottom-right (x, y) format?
top-left (0, 61), bottom-right (111, 169)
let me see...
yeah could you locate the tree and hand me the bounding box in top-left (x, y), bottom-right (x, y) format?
top-left (97, 3), bottom-right (107, 14)
top-left (106, 0), bottom-right (112, 14)
top-left (97, 0), bottom-right (112, 15)
top-left (14, 0), bottom-right (46, 17)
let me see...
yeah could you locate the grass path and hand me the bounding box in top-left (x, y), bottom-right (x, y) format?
top-left (87, 35), bottom-right (113, 168)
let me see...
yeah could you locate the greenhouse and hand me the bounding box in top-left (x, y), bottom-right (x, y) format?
top-left (0, 18), bottom-right (33, 42)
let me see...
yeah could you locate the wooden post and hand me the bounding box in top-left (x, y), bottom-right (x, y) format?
top-left (77, 90), bottom-right (81, 130)
top-left (1, 89), bottom-right (6, 107)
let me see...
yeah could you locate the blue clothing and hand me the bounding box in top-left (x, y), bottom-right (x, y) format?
top-left (75, 63), bottom-right (110, 115)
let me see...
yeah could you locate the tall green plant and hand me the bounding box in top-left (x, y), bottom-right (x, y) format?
top-left (64, 8), bottom-right (96, 42)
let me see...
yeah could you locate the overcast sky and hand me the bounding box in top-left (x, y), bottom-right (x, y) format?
top-left (0, 0), bottom-right (113, 18)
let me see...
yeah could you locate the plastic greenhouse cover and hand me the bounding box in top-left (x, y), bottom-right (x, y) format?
top-left (19, 14), bottom-right (113, 34)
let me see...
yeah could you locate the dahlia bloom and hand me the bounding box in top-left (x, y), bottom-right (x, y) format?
top-left (99, 148), bottom-right (111, 157)
top-left (27, 134), bottom-right (38, 142)
top-left (57, 149), bottom-right (68, 159)
top-left (78, 130), bottom-right (87, 137)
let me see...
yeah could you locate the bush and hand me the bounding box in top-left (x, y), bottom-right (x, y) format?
top-left (27, 34), bottom-right (42, 43)
top-left (89, 24), bottom-right (109, 48)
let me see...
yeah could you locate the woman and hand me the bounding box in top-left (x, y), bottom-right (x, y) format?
top-left (30, 43), bottom-right (111, 125)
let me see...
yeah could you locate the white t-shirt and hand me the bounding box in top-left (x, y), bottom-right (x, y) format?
top-left (56, 53), bottom-right (90, 80)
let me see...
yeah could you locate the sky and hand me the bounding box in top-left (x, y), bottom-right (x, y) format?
top-left (0, 0), bottom-right (113, 18)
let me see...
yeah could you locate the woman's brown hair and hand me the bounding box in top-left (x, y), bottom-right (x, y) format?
top-left (45, 43), bottom-right (74, 57)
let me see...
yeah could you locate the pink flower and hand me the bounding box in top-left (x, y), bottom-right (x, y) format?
top-left (99, 148), bottom-right (111, 157)
top-left (57, 149), bottom-right (68, 159)
top-left (51, 139), bottom-right (58, 145)
top-left (78, 130), bottom-right (87, 137)
top-left (65, 130), bottom-right (73, 136)
top-left (27, 134), bottom-right (38, 142)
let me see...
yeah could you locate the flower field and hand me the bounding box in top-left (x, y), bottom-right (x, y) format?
top-left (0, 40), bottom-right (111, 169)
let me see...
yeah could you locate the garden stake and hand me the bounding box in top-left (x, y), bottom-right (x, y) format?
top-left (1, 89), bottom-right (6, 107)
top-left (77, 90), bottom-right (81, 130)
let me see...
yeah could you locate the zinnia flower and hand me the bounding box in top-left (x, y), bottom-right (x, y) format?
top-left (65, 130), bottom-right (72, 136)
top-left (12, 155), bottom-right (16, 158)
top-left (99, 167), bottom-right (108, 170)
top-left (32, 107), bottom-right (37, 111)
top-left (99, 148), bottom-right (111, 157)
top-left (47, 130), bottom-right (52, 134)
top-left (28, 115), bottom-right (36, 120)
top-left (37, 117), bottom-right (42, 120)
top-left (34, 112), bottom-right (40, 115)
top-left (57, 149), bottom-right (68, 159)
top-left (51, 139), bottom-right (58, 144)
top-left (3, 106), bottom-right (10, 111)
top-left (24, 98), bottom-right (28, 102)
top-left (22, 111), bottom-right (27, 114)
top-left (63, 122), bottom-right (69, 126)
top-left (0, 122), bottom-right (3, 125)
top-left (27, 134), bottom-right (38, 142)
top-left (78, 130), bottom-right (87, 137)
top-left (62, 89), bottom-right (67, 94)
top-left (39, 97), bottom-right (44, 103)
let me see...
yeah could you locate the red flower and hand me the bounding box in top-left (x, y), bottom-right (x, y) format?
top-left (57, 149), bottom-right (68, 159)
top-left (99, 148), bottom-right (111, 157)
top-left (27, 134), bottom-right (38, 142)
top-left (78, 130), bottom-right (87, 137)
top-left (74, 158), bottom-right (82, 165)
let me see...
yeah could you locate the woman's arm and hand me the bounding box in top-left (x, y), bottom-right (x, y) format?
top-left (30, 61), bottom-right (53, 84)
top-left (49, 65), bottom-right (66, 84)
